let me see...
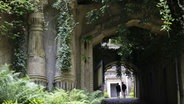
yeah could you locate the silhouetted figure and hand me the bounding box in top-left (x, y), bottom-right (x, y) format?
top-left (122, 82), bottom-right (127, 98)
top-left (116, 83), bottom-right (121, 98)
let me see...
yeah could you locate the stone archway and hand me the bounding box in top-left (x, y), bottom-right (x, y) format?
top-left (79, 19), bottom-right (163, 91)
top-left (26, 0), bottom-right (167, 93)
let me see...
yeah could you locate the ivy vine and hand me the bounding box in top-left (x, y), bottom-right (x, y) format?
top-left (12, 29), bottom-right (27, 77)
top-left (53, 0), bottom-right (75, 72)
top-left (157, 0), bottom-right (174, 32)
top-left (0, 0), bottom-right (38, 76)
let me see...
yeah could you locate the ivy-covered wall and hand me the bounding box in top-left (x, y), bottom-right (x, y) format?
top-left (0, 0), bottom-right (36, 75)
top-left (0, 1), bottom-right (183, 103)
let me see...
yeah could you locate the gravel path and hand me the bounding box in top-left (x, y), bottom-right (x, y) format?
top-left (101, 98), bottom-right (147, 104)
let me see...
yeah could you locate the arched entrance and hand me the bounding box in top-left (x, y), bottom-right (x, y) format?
top-left (79, 26), bottom-right (137, 93)
top-left (79, 24), bottom-right (178, 104)
top-left (103, 65), bottom-right (134, 98)
top-left (77, 6), bottom-right (178, 102)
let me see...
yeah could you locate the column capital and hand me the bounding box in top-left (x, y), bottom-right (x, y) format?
top-left (28, 12), bottom-right (44, 30)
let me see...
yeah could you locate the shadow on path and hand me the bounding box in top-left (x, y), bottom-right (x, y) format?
top-left (101, 98), bottom-right (147, 104)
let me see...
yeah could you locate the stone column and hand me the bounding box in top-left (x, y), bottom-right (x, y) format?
top-left (54, 0), bottom-right (77, 90)
top-left (54, 37), bottom-right (76, 90)
top-left (89, 43), bottom-right (94, 91)
top-left (54, 69), bottom-right (76, 90)
top-left (27, 12), bottom-right (47, 86)
top-left (80, 40), bottom-right (94, 91)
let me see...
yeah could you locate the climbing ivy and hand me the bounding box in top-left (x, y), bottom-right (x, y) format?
top-left (11, 21), bottom-right (27, 77)
top-left (53, 0), bottom-right (75, 72)
top-left (86, 0), bottom-right (159, 24)
top-left (86, 0), bottom-right (183, 75)
top-left (157, 0), bottom-right (174, 32)
top-left (0, 0), bottom-right (38, 75)
top-left (0, 0), bottom-right (38, 38)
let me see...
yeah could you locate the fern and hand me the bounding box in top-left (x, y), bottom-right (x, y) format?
top-left (0, 64), bottom-right (44, 104)
top-left (68, 89), bottom-right (89, 103)
top-left (88, 90), bottom-right (104, 104)
top-left (0, 65), bottom-right (104, 104)
top-left (43, 89), bottom-right (104, 104)
top-left (43, 89), bottom-right (67, 104)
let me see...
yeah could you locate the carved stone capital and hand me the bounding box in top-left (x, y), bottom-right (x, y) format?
top-left (29, 12), bottom-right (44, 31)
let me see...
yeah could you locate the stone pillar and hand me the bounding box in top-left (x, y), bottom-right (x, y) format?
top-left (54, 0), bottom-right (77, 90)
top-left (89, 44), bottom-right (94, 91)
top-left (54, 69), bottom-right (76, 90)
top-left (54, 37), bottom-right (76, 90)
top-left (27, 12), bottom-right (47, 86)
top-left (81, 41), bottom-right (94, 91)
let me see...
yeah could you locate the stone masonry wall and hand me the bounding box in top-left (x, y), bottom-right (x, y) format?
top-left (0, 37), bottom-right (13, 66)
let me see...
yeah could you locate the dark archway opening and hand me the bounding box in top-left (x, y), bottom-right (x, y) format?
top-left (92, 35), bottom-right (135, 98)
top-left (91, 26), bottom-right (179, 104)
top-left (104, 65), bottom-right (134, 98)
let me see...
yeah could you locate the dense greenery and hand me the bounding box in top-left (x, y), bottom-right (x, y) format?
top-left (0, 0), bottom-right (76, 74)
top-left (129, 86), bottom-right (135, 98)
top-left (53, 0), bottom-right (75, 72)
top-left (0, 64), bottom-right (44, 104)
top-left (12, 35), bottom-right (27, 77)
top-left (87, 0), bottom-right (160, 24)
top-left (157, 0), bottom-right (174, 32)
top-left (87, 0), bottom-right (184, 72)
top-left (0, 0), bottom-right (37, 38)
top-left (0, 0), bottom-right (38, 75)
top-left (0, 65), bottom-right (104, 104)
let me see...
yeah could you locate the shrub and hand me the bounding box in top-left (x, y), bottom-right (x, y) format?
top-left (0, 64), bottom-right (104, 104)
top-left (129, 86), bottom-right (135, 98)
top-left (0, 64), bottom-right (44, 104)
top-left (104, 92), bottom-right (109, 98)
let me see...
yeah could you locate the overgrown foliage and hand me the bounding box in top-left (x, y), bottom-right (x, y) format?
top-left (0, 64), bottom-right (104, 104)
top-left (53, 0), bottom-right (75, 72)
top-left (0, 64), bottom-right (44, 104)
top-left (0, 0), bottom-right (38, 38)
top-left (0, 0), bottom-right (38, 75)
top-left (44, 89), bottom-right (104, 104)
top-left (86, 0), bottom-right (159, 24)
top-left (157, 0), bottom-right (174, 32)
top-left (12, 34), bottom-right (27, 77)
top-left (86, 0), bottom-right (183, 73)
top-left (129, 86), bottom-right (135, 98)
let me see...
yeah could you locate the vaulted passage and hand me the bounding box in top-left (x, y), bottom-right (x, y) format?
top-left (91, 26), bottom-right (179, 104)
top-left (1, 0), bottom-right (183, 104)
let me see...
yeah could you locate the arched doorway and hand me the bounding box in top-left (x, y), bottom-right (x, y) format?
top-left (92, 36), bottom-right (135, 98)
top-left (78, 12), bottom-right (178, 102)
top-left (104, 65), bottom-right (134, 98)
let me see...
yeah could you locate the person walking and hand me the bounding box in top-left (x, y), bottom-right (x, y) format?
top-left (116, 83), bottom-right (121, 98)
top-left (122, 82), bottom-right (127, 98)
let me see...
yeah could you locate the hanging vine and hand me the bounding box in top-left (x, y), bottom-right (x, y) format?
top-left (53, 0), bottom-right (75, 72)
top-left (0, 0), bottom-right (38, 76)
top-left (157, 0), bottom-right (174, 32)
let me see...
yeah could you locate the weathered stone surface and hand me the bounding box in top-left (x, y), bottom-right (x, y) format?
top-left (28, 12), bottom-right (46, 86)
top-left (0, 38), bottom-right (13, 66)
top-left (54, 70), bottom-right (76, 90)
top-left (44, 6), bottom-right (57, 89)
